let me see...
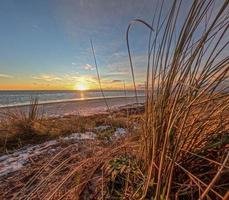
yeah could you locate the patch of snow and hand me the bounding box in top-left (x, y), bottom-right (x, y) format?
top-left (0, 155), bottom-right (8, 162)
top-left (0, 127), bottom-right (127, 178)
top-left (61, 132), bottom-right (96, 141)
top-left (0, 132), bottom-right (95, 178)
top-left (94, 125), bottom-right (110, 131)
top-left (113, 128), bottom-right (127, 138)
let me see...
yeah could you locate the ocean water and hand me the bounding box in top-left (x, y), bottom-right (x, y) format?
top-left (0, 90), bottom-right (145, 108)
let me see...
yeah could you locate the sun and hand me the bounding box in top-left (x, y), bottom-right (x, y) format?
top-left (75, 83), bottom-right (87, 91)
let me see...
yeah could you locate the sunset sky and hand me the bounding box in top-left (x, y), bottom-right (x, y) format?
top-left (0, 0), bottom-right (223, 90)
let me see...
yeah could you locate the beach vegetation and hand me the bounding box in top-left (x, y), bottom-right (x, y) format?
top-left (0, 0), bottom-right (228, 199)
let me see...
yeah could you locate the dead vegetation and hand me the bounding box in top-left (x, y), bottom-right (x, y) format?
top-left (0, 101), bottom-right (142, 154)
top-left (0, 0), bottom-right (229, 199)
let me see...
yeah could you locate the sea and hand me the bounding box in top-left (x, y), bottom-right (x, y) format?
top-left (0, 90), bottom-right (145, 108)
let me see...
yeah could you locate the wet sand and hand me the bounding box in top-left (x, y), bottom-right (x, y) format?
top-left (0, 96), bottom-right (145, 119)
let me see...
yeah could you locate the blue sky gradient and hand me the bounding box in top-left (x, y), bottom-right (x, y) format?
top-left (0, 0), bottom-right (163, 89)
top-left (0, 0), bottom-right (226, 90)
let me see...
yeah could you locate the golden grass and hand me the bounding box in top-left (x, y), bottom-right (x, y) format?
top-left (0, 102), bottom-right (138, 154)
top-left (1, 0), bottom-right (228, 199)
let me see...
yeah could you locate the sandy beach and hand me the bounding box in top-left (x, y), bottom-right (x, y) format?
top-left (0, 96), bottom-right (145, 119)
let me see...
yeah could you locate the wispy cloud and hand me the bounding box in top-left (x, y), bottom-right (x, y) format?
top-left (63, 74), bottom-right (80, 81)
top-left (31, 24), bottom-right (41, 31)
top-left (32, 73), bottom-right (82, 83)
top-left (83, 64), bottom-right (95, 71)
top-left (0, 73), bottom-right (13, 78)
top-left (105, 54), bottom-right (148, 81)
top-left (111, 80), bottom-right (123, 83)
top-left (32, 74), bottom-right (62, 82)
top-left (104, 71), bottom-right (129, 78)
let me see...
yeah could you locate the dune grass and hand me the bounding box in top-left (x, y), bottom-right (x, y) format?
top-left (0, 100), bottom-right (138, 154)
top-left (1, 0), bottom-right (228, 199)
top-left (0, 98), bottom-right (48, 153)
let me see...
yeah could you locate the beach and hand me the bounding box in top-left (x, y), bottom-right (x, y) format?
top-left (0, 96), bottom-right (145, 119)
top-left (1, 0), bottom-right (228, 198)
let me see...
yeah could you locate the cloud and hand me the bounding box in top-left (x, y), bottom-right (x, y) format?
top-left (0, 73), bottom-right (13, 78)
top-left (32, 73), bottom-right (82, 83)
top-left (63, 74), bottom-right (80, 81)
top-left (72, 62), bottom-right (76, 65)
top-left (104, 72), bottom-right (129, 78)
top-left (31, 24), bottom-right (40, 31)
top-left (111, 80), bottom-right (123, 83)
top-left (32, 74), bottom-right (62, 82)
top-left (83, 64), bottom-right (95, 71)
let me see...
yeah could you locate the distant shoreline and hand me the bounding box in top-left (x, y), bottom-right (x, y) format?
top-left (0, 89), bottom-right (145, 92)
top-left (0, 96), bottom-right (145, 118)
top-left (0, 95), bottom-right (145, 109)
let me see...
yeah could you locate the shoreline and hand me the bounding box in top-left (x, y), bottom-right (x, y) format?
top-left (0, 95), bottom-right (144, 109)
top-left (0, 96), bottom-right (145, 118)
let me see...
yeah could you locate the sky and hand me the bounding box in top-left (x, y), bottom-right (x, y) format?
top-left (0, 0), bottom-right (226, 90)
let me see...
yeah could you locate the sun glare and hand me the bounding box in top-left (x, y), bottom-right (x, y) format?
top-left (75, 83), bottom-right (87, 91)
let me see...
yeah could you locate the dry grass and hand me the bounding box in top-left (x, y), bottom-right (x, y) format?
top-left (135, 0), bottom-right (229, 199)
top-left (1, 0), bottom-right (228, 199)
top-left (0, 101), bottom-right (139, 154)
top-left (0, 98), bottom-right (48, 153)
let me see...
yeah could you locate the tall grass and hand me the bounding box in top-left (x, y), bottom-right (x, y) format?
top-left (129, 0), bottom-right (229, 199)
top-left (0, 98), bottom-right (45, 152)
top-left (11, 0), bottom-right (229, 199)
top-left (4, 98), bottom-right (40, 133)
top-left (90, 39), bottom-right (110, 112)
